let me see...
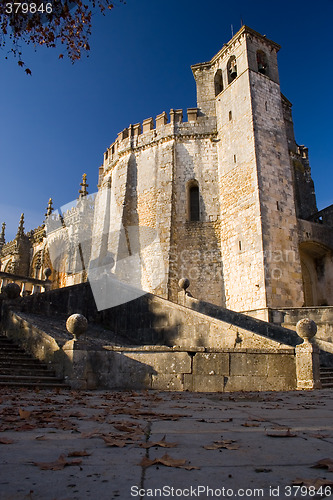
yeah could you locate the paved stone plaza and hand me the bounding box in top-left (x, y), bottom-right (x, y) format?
top-left (1, 388), bottom-right (333, 499)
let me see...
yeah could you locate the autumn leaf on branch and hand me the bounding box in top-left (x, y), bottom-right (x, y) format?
top-left (0, 0), bottom-right (125, 71)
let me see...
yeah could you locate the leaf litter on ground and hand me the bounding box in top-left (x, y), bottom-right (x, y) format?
top-left (139, 453), bottom-right (199, 470)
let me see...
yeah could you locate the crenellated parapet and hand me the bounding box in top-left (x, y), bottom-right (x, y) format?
top-left (101, 108), bottom-right (217, 175)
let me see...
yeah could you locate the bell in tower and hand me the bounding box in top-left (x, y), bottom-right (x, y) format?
top-left (257, 50), bottom-right (268, 75)
top-left (227, 56), bottom-right (237, 83)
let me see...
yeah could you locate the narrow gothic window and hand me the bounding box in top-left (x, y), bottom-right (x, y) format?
top-left (257, 50), bottom-right (268, 76)
top-left (188, 181), bottom-right (200, 221)
top-left (214, 69), bottom-right (223, 96)
top-left (229, 110), bottom-right (232, 121)
top-left (227, 56), bottom-right (237, 84)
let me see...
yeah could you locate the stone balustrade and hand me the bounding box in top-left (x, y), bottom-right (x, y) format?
top-left (0, 271), bottom-right (51, 296)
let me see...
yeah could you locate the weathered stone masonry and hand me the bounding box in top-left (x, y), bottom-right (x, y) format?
top-left (1, 25), bottom-right (333, 315)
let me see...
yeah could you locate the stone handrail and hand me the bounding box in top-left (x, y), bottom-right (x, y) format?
top-left (0, 271), bottom-right (51, 295)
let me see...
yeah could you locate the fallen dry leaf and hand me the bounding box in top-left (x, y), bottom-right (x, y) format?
top-left (203, 440), bottom-right (239, 450)
top-left (311, 458), bottom-right (333, 472)
top-left (113, 423), bottom-right (137, 432)
top-left (265, 428), bottom-right (297, 437)
top-left (309, 433), bottom-right (330, 439)
top-left (140, 435), bottom-right (177, 449)
top-left (34, 454), bottom-right (82, 471)
top-left (101, 436), bottom-right (127, 448)
top-left (197, 418), bottom-right (232, 423)
top-left (80, 429), bottom-right (101, 439)
top-left (0, 438), bottom-right (15, 444)
top-left (19, 408), bottom-right (32, 420)
top-left (15, 424), bottom-right (36, 432)
top-left (68, 450), bottom-right (91, 457)
top-left (139, 453), bottom-right (199, 470)
top-left (242, 422), bottom-right (260, 427)
top-left (292, 478), bottom-right (333, 488)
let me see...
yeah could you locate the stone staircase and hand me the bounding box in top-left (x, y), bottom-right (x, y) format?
top-left (0, 334), bottom-right (67, 388)
top-left (320, 366), bottom-right (333, 389)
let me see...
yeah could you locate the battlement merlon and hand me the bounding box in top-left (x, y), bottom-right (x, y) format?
top-left (102, 108), bottom-right (217, 170)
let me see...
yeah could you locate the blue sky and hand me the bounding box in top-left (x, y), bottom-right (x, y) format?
top-left (1, 0), bottom-right (333, 242)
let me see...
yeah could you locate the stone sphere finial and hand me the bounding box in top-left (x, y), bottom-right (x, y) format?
top-left (3, 282), bottom-right (21, 299)
top-left (44, 267), bottom-right (52, 279)
top-left (66, 314), bottom-right (88, 340)
top-left (296, 318), bottom-right (317, 342)
top-left (178, 278), bottom-right (190, 291)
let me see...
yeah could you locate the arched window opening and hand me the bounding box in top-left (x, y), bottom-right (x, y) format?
top-left (257, 50), bottom-right (268, 75)
top-left (187, 181), bottom-right (200, 222)
top-left (214, 69), bottom-right (223, 96)
top-left (227, 56), bottom-right (237, 84)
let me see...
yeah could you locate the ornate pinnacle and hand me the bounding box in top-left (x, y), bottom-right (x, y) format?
top-left (0, 222), bottom-right (5, 247)
top-left (79, 173), bottom-right (89, 198)
top-left (16, 213), bottom-right (25, 239)
top-left (45, 198), bottom-right (54, 218)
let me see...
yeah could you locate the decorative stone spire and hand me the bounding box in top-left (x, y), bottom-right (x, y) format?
top-left (16, 213), bottom-right (25, 239)
top-left (45, 198), bottom-right (53, 218)
top-left (0, 222), bottom-right (5, 242)
top-left (0, 222), bottom-right (5, 249)
top-left (79, 173), bottom-right (89, 198)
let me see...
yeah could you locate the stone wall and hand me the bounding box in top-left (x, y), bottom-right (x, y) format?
top-left (96, 112), bottom-right (225, 306)
top-left (1, 282), bottom-right (304, 391)
top-left (2, 307), bottom-right (297, 392)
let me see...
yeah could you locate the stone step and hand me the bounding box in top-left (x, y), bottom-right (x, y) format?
top-left (320, 367), bottom-right (333, 389)
top-left (0, 381), bottom-right (67, 388)
top-left (0, 346), bottom-right (22, 351)
top-left (0, 375), bottom-right (65, 385)
top-left (0, 359), bottom-right (48, 365)
top-left (0, 359), bottom-right (45, 366)
top-left (0, 334), bottom-right (68, 388)
top-left (321, 375), bottom-right (333, 380)
top-left (0, 368), bottom-right (53, 376)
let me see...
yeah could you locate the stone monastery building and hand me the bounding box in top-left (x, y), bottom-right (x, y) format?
top-left (1, 25), bottom-right (333, 318)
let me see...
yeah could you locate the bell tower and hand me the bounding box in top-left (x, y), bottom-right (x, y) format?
top-left (192, 26), bottom-right (304, 313)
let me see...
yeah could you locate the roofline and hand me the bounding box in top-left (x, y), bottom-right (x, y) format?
top-left (191, 25), bottom-right (281, 71)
